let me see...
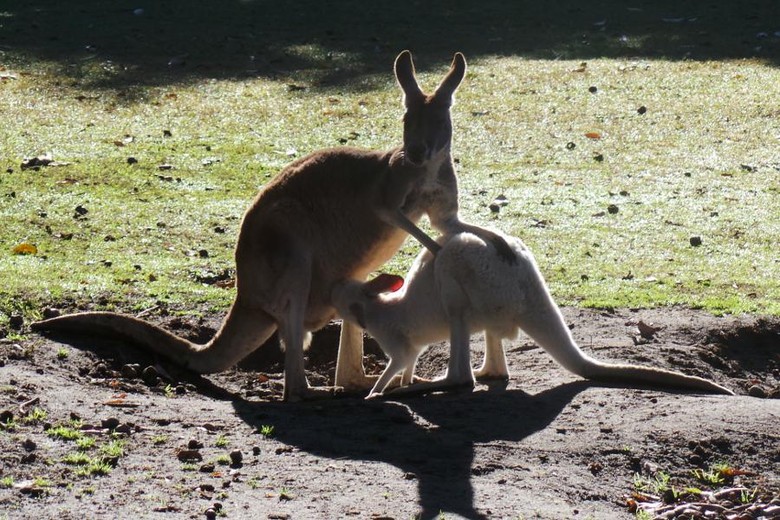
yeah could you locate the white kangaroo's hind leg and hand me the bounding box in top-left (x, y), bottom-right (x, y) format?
top-left (474, 331), bottom-right (509, 381)
top-left (443, 312), bottom-right (476, 387)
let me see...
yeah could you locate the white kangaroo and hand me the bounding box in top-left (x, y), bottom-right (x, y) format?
top-left (32, 51), bottom-right (513, 401)
top-left (332, 229), bottom-right (734, 398)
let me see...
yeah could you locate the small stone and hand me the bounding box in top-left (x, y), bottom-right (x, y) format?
top-left (607, 204), bottom-right (619, 214)
top-left (252, 446), bottom-right (261, 456)
top-left (199, 484), bottom-right (215, 492)
top-left (115, 423), bottom-right (132, 434)
top-left (121, 364), bottom-right (138, 378)
top-left (689, 236), bottom-right (703, 247)
top-left (22, 438), bottom-right (37, 451)
top-left (127, 157), bottom-right (138, 165)
top-left (200, 462), bottom-right (216, 473)
top-left (177, 449), bottom-right (203, 462)
top-left (102, 417), bottom-right (120, 430)
top-left (20, 453), bottom-right (36, 464)
top-left (188, 439), bottom-right (204, 450)
top-left (593, 153), bottom-right (604, 162)
top-left (566, 141), bottom-right (576, 150)
top-left (9, 315), bottom-right (23, 330)
top-left (205, 508), bottom-right (217, 520)
top-left (637, 105), bottom-right (647, 115)
top-left (229, 450), bottom-right (243, 466)
top-left (588, 86), bottom-right (598, 93)
top-left (748, 385), bottom-right (767, 398)
top-left (42, 308), bottom-right (61, 319)
top-left (141, 365), bottom-right (159, 385)
top-left (198, 249), bottom-right (209, 258)
top-left (488, 203), bottom-right (501, 213)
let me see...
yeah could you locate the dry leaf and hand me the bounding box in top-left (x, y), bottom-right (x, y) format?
top-left (584, 132), bottom-right (602, 139)
top-left (12, 243), bottom-right (37, 255)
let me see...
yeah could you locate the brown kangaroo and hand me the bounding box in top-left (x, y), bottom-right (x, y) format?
top-left (32, 50), bottom-right (512, 401)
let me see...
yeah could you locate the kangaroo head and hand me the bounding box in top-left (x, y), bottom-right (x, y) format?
top-left (394, 50), bottom-right (466, 166)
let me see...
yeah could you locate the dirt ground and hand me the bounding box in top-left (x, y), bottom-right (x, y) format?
top-left (1, 307), bottom-right (778, 519)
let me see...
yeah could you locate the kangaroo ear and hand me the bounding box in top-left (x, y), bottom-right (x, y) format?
top-left (394, 50), bottom-right (424, 106)
top-left (433, 52), bottom-right (467, 104)
top-left (363, 273), bottom-right (404, 297)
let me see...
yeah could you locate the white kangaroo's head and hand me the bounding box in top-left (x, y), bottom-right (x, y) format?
top-left (394, 50), bottom-right (467, 166)
top-left (332, 273), bottom-right (404, 330)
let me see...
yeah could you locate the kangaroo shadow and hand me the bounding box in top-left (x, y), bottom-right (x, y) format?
top-left (232, 381), bottom-right (592, 520)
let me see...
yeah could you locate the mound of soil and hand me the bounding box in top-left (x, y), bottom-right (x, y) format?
top-left (1, 307), bottom-right (778, 519)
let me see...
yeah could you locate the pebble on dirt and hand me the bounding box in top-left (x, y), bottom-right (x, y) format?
top-left (177, 448), bottom-right (203, 462)
top-left (748, 385), bottom-right (767, 398)
top-left (229, 449), bottom-right (243, 466)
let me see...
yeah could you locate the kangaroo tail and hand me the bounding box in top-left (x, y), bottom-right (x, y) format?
top-left (515, 260), bottom-right (734, 395)
top-left (32, 303), bottom-right (276, 373)
top-left (577, 360), bottom-right (734, 395)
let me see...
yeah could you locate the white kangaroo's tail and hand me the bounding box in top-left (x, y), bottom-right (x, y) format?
top-left (31, 300), bottom-right (277, 374)
top-left (514, 275), bottom-right (734, 395)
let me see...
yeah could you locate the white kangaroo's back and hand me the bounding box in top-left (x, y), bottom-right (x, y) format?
top-left (332, 230), bottom-right (734, 397)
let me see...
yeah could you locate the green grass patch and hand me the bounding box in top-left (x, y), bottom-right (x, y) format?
top-left (76, 436), bottom-right (96, 451)
top-left (46, 425), bottom-right (82, 441)
top-left (1, 2), bottom-right (778, 322)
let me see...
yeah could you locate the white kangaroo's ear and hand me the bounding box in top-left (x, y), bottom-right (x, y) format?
top-left (394, 50), bottom-right (424, 106)
top-left (363, 273), bottom-right (404, 298)
top-left (433, 52), bottom-right (467, 104)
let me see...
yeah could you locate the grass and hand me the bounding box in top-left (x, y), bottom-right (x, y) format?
top-left (62, 439), bottom-right (125, 477)
top-left (633, 471), bottom-right (672, 495)
top-left (22, 407), bottom-right (48, 424)
top-left (1, 1), bottom-right (779, 325)
top-left (45, 424), bottom-right (82, 441)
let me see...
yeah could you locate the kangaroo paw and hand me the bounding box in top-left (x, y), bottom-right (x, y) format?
top-left (382, 378), bottom-right (475, 398)
top-left (474, 369), bottom-right (510, 382)
top-left (284, 385), bottom-right (342, 402)
top-left (337, 374), bottom-right (379, 394)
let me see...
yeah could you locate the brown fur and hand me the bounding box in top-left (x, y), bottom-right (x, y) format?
top-left (32, 51), bottom-right (509, 401)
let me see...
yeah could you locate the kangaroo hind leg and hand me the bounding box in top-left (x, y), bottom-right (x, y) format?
top-left (474, 331), bottom-right (509, 381)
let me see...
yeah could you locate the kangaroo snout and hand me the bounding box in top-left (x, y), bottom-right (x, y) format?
top-left (404, 143), bottom-right (427, 165)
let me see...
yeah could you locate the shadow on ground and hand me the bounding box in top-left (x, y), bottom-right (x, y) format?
top-left (231, 382), bottom-right (591, 520)
top-left (2, 0), bottom-right (778, 91)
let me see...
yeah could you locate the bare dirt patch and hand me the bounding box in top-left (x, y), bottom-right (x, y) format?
top-left (1, 307), bottom-right (778, 519)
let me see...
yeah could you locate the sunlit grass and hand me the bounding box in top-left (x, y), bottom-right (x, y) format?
top-left (1, 51), bottom-right (779, 324)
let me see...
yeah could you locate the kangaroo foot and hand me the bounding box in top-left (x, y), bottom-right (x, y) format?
top-left (380, 377), bottom-right (475, 399)
top-left (336, 374), bottom-right (379, 394)
top-left (284, 385), bottom-right (342, 402)
top-left (474, 369), bottom-right (510, 382)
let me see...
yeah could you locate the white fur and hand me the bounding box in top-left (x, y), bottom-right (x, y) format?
top-left (332, 229), bottom-right (734, 398)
